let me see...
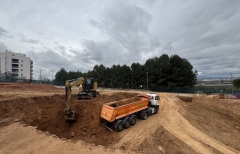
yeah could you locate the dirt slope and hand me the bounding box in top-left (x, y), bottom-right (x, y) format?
top-left (182, 96), bottom-right (240, 153)
top-left (0, 122), bottom-right (133, 154)
top-left (0, 83), bottom-right (240, 154)
top-left (0, 92), bottom-right (138, 146)
top-left (159, 95), bottom-right (240, 154)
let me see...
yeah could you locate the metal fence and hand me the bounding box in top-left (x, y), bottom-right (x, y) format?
top-left (1, 78), bottom-right (240, 94)
top-left (151, 86), bottom-right (240, 94)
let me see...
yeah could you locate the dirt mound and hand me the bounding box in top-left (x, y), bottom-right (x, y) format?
top-left (0, 92), bottom-right (138, 146)
top-left (138, 126), bottom-right (195, 154)
top-left (0, 83), bottom-right (60, 92)
top-left (177, 96), bottom-right (193, 102)
top-left (115, 97), bottom-right (141, 107)
top-left (181, 97), bottom-right (240, 152)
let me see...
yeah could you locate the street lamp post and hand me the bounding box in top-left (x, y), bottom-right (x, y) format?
top-left (40, 69), bottom-right (41, 84)
top-left (146, 72), bottom-right (148, 91)
top-left (228, 73), bottom-right (233, 94)
top-left (51, 70), bottom-right (53, 81)
top-left (40, 69), bottom-right (46, 84)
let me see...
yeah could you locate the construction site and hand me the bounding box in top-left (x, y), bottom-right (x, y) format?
top-left (0, 83), bottom-right (240, 154)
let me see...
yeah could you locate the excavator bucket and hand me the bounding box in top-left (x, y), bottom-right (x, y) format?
top-left (65, 111), bottom-right (76, 121)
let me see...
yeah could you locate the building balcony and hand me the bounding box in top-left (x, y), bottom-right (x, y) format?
top-left (12, 71), bottom-right (19, 74)
top-left (12, 63), bottom-right (19, 68)
top-left (31, 69), bottom-right (33, 72)
top-left (31, 60), bottom-right (33, 64)
top-left (12, 59), bottom-right (19, 63)
top-left (12, 66), bottom-right (19, 69)
top-left (31, 65), bottom-right (33, 68)
top-left (11, 74), bottom-right (18, 77)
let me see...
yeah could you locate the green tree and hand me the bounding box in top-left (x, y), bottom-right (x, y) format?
top-left (168, 54), bottom-right (197, 88)
top-left (233, 78), bottom-right (240, 89)
top-left (55, 68), bottom-right (67, 83)
top-left (54, 54), bottom-right (197, 89)
top-left (131, 62), bottom-right (145, 88)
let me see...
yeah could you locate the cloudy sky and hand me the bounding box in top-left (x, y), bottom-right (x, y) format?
top-left (0, 0), bottom-right (240, 80)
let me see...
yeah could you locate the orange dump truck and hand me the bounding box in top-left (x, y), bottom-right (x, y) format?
top-left (101, 93), bottom-right (160, 132)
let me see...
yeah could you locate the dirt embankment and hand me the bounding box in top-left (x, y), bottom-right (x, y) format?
top-left (1, 83), bottom-right (240, 154)
top-left (0, 82), bottom-right (60, 92)
top-left (179, 96), bottom-right (240, 152)
top-left (0, 92), bottom-right (138, 146)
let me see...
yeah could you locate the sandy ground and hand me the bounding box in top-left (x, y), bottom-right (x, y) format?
top-left (0, 83), bottom-right (240, 154)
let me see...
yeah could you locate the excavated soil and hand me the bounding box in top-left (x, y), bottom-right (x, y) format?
top-left (0, 82), bottom-right (60, 92)
top-left (0, 92), bottom-right (138, 146)
top-left (1, 83), bottom-right (240, 154)
top-left (115, 97), bottom-right (141, 107)
top-left (181, 97), bottom-right (240, 152)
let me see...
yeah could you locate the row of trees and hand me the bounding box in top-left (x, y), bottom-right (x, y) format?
top-left (233, 78), bottom-right (240, 89)
top-left (0, 71), bottom-right (12, 80)
top-left (55, 54), bottom-right (198, 89)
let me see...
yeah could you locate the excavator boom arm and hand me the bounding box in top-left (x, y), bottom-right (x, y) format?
top-left (64, 77), bottom-right (85, 120)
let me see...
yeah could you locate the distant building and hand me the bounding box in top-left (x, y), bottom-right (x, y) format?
top-left (0, 50), bottom-right (33, 80)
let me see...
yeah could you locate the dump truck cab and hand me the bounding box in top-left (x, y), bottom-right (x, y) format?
top-left (146, 93), bottom-right (160, 114)
top-left (147, 93), bottom-right (160, 105)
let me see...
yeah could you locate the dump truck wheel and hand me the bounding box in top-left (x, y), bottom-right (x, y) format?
top-left (130, 115), bottom-right (137, 126)
top-left (154, 105), bottom-right (159, 114)
top-left (115, 120), bottom-right (124, 132)
top-left (141, 111), bottom-right (148, 120)
top-left (123, 117), bottom-right (131, 129)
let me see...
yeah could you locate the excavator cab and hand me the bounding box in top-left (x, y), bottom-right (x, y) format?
top-left (83, 78), bottom-right (94, 90)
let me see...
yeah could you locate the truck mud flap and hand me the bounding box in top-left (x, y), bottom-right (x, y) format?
top-left (102, 123), bottom-right (113, 131)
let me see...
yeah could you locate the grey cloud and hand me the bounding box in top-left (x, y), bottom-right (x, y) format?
top-left (28, 45), bottom-right (98, 75)
top-left (54, 45), bottom-right (67, 55)
top-left (0, 41), bottom-right (7, 51)
top-left (0, 26), bottom-right (13, 38)
top-left (27, 49), bottom-right (69, 71)
top-left (27, 49), bottom-right (69, 79)
top-left (162, 42), bottom-right (173, 52)
top-left (1, 0), bottom-right (240, 79)
top-left (21, 38), bottom-right (39, 44)
top-left (87, 1), bottom-right (159, 66)
top-left (0, 27), bottom-right (8, 36)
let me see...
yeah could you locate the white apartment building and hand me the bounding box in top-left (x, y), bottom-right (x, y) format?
top-left (0, 50), bottom-right (33, 79)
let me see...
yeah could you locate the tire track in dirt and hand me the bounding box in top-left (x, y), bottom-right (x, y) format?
top-left (159, 95), bottom-right (240, 154)
top-left (112, 93), bottom-right (188, 153)
top-left (113, 113), bottom-right (160, 151)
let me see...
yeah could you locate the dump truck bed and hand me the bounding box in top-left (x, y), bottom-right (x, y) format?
top-left (101, 96), bottom-right (149, 122)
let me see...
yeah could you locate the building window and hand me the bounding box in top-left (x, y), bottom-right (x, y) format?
top-left (21, 64), bottom-right (23, 67)
top-left (21, 60), bottom-right (23, 62)
top-left (21, 69), bottom-right (23, 71)
top-left (21, 74), bottom-right (22, 76)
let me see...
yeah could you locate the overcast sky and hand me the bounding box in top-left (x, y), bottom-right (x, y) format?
top-left (0, 0), bottom-right (240, 80)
